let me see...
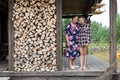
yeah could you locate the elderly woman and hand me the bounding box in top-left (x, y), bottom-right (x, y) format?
top-left (65, 16), bottom-right (80, 69)
top-left (78, 17), bottom-right (91, 70)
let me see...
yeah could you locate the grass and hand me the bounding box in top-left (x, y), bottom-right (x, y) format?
top-left (88, 42), bottom-right (109, 49)
top-left (91, 50), bottom-right (109, 63)
top-left (92, 50), bottom-right (120, 70)
top-left (88, 42), bottom-right (120, 70)
top-left (88, 42), bottom-right (109, 63)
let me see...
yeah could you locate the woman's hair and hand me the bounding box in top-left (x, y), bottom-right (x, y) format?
top-left (79, 16), bottom-right (85, 19)
top-left (72, 15), bottom-right (79, 20)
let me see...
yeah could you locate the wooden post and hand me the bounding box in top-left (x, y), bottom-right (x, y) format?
top-left (109, 0), bottom-right (117, 79)
top-left (8, 0), bottom-right (14, 71)
top-left (56, 0), bottom-right (62, 71)
top-left (0, 15), bottom-right (1, 43)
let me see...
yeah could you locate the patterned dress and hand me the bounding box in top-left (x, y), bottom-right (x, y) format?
top-left (78, 23), bottom-right (91, 47)
top-left (65, 23), bottom-right (80, 59)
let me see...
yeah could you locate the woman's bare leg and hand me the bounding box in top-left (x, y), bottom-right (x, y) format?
top-left (72, 58), bottom-right (75, 66)
top-left (68, 59), bottom-right (73, 68)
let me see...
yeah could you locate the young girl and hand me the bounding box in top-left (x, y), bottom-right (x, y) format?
top-left (78, 17), bottom-right (91, 70)
top-left (65, 16), bottom-right (80, 69)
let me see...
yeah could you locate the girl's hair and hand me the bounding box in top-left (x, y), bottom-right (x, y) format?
top-left (86, 19), bottom-right (91, 24)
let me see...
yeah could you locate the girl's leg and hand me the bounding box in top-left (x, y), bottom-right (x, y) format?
top-left (79, 47), bottom-right (84, 70)
top-left (83, 45), bottom-right (88, 69)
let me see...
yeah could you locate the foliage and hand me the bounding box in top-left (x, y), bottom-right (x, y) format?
top-left (116, 14), bottom-right (120, 43)
top-left (91, 21), bottom-right (109, 42)
top-left (62, 18), bottom-right (71, 42)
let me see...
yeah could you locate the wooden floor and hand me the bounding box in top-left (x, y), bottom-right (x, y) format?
top-left (63, 54), bottom-right (109, 71)
top-left (0, 77), bottom-right (10, 80)
top-left (0, 55), bottom-right (109, 71)
top-left (0, 60), bottom-right (8, 71)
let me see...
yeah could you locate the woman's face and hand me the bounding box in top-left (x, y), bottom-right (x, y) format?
top-left (72, 16), bottom-right (78, 24)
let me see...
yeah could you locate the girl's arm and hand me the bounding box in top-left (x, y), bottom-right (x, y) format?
top-left (87, 24), bottom-right (91, 44)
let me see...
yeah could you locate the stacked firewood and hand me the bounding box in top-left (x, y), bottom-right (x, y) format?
top-left (12, 0), bottom-right (57, 72)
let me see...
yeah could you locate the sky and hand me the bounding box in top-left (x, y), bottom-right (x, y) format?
top-left (91, 0), bottom-right (120, 27)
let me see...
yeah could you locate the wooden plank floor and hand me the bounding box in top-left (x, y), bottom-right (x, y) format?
top-left (0, 77), bottom-right (10, 80)
top-left (0, 55), bottom-right (109, 72)
top-left (0, 60), bottom-right (8, 71)
top-left (62, 54), bottom-right (109, 71)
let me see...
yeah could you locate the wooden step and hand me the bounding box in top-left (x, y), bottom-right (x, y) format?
top-left (0, 71), bottom-right (120, 80)
top-left (0, 71), bottom-right (104, 80)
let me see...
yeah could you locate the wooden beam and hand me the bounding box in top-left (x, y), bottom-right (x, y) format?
top-left (96, 61), bottom-right (117, 80)
top-left (56, 0), bottom-right (62, 71)
top-left (109, 0), bottom-right (117, 69)
top-left (0, 71), bottom-right (104, 77)
top-left (8, 0), bottom-right (14, 71)
top-left (96, 0), bottom-right (118, 80)
top-left (62, 14), bottom-right (83, 18)
top-left (109, 0), bottom-right (117, 79)
top-left (62, 14), bottom-right (92, 18)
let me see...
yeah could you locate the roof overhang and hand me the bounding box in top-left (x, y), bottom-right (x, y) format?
top-left (62, 0), bottom-right (102, 17)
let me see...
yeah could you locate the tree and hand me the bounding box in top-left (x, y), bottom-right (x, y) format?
top-left (116, 14), bottom-right (120, 43)
top-left (91, 21), bottom-right (109, 42)
top-left (62, 18), bottom-right (71, 42)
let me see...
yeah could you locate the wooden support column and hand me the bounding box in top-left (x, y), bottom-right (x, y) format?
top-left (56, 0), bottom-right (62, 71)
top-left (109, 0), bottom-right (117, 70)
top-left (109, 0), bottom-right (117, 79)
top-left (8, 0), bottom-right (14, 71)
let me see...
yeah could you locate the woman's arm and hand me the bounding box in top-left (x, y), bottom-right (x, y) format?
top-left (65, 24), bottom-right (70, 47)
top-left (65, 34), bottom-right (70, 47)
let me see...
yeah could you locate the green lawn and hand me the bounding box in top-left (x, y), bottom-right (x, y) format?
top-left (88, 42), bottom-right (120, 70)
top-left (88, 42), bottom-right (109, 62)
top-left (89, 42), bottom-right (109, 49)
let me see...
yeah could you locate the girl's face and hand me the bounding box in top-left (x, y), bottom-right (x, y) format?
top-left (72, 16), bottom-right (78, 24)
top-left (79, 17), bottom-right (85, 24)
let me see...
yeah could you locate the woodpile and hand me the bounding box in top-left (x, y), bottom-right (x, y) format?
top-left (12, 0), bottom-right (57, 72)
